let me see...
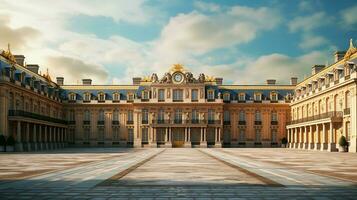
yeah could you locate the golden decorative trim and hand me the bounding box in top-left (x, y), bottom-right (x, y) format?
top-left (1, 43), bottom-right (16, 64)
top-left (344, 38), bottom-right (356, 61)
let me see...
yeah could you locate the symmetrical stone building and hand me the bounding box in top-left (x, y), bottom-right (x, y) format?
top-left (287, 39), bottom-right (357, 153)
top-left (0, 39), bottom-right (356, 152)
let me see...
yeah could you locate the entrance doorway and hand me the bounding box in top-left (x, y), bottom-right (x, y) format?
top-left (172, 128), bottom-right (185, 147)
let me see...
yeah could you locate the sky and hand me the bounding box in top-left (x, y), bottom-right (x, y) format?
top-left (0, 0), bottom-right (356, 85)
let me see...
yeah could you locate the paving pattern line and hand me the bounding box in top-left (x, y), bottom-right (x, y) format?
top-left (202, 149), bottom-right (354, 187)
top-left (0, 149), bottom-right (164, 190)
top-left (97, 148), bottom-right (166, 186)
top-left (197, 149), bottom-right (282, 187)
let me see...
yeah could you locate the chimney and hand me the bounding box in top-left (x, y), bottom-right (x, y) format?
top-left (290, 77), bottom-right (298, 85)
top-left (133, 77), bottom-right (141, 85)
top-left (334, 51), bottom-right (346, 62)
top-left (26, 64), bottom-right (39, 74)
top-left (311, 65), bottom-right (325, 75)
top-left (14, 55), bottom-right (25, 66)
top-left (82, 79), bottom-right (92, 85)
top-left (56, 77), bottom-right (64, 86)
top-left (266, 79), bottom-right (276, 85)
top-left (215, 77), bottom-right (223, 85)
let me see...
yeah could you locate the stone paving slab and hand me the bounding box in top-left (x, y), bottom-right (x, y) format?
top-left (1, 148), bottom-right (357, 199)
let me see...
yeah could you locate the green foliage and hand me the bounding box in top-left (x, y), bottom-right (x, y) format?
top-left (281, 137), bottom-right (288, 145)
top-left (339, 136), bottom-right (348, 147)
top-left (6, 135), bottom-right (16, 146)
top-left (0, 135), bottom-right (5, 146)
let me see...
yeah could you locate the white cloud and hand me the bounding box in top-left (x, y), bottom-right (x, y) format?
top-left (45, 56), bottom-right (108, 84)
top-left (298, 1), bottom-right (314, 12)
top-left (341, 5), bottom-right (357, 26)
top-left (155, 6), bottom-right (281, 57)
top-left (206, 51), bottom-right (331, 85)
top-left (193, 1), bottom-right (220, 12)
top-left (288, 12), bottom-right (331, 32)
top-left (299, 34), bottom-right (328, 49)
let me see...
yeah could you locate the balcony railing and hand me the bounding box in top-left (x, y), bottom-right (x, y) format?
top-left (126, 120), bottom-right (134, 125)
top-left (83, 120), bottom-right (90, 125)
top-left (68, 121), bottom-right (76, 125)
top-left (151, 119), bottom-right (210, 125)
top-left (8, 110), bottom-right (67, 124)
top-left (112, 120), bottom-right (120, 125)
top-left (344, 108), bottom-right (351, 115)
top-left (254, 121), bottom-right (262, 125)
top-left (287, 111), bottom-right (343, 125)
top-left (142, 120), bottom-right (149, 124)
top-left (271, 121), bottom-right (278, 125)
top-left (223, 121), bottom-right (231, 125)
top-left (97, 120), bottom-right (105, 125)
top-left (238, 121), bottom-right (246, 125)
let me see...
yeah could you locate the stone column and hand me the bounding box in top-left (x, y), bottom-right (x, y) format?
top-left (294, 128), bottom-right (298, 148)
top-left (33, 124), bottom-right (37, 151)
top-left (320, 123), bottom-right (327, 151)
top-left (39, 125), bottom-right (42, 150)
top-left (16, 121), bottom-right (23, 151)
top-left (49, 126), bottom-right (53, 150)
top-left (328, 122), bottom-right (337, 152)
top-left (44, 126), bottom-right (48, 150)
top-left (314, 124), bottom-right (320, 150)
top-left (201, 127), bottom-right (207, 147)
top-left (308, 125), bottom-right (314, 150)
top-left (26, 123), bottom-right (31, 151)
top-left (299, 127), bottom-right (303, 149)
top-left (304, 126), bottom-right (308, 149)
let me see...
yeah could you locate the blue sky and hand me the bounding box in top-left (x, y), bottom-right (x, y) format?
top-left (0, 0), bottom-right (356, 84)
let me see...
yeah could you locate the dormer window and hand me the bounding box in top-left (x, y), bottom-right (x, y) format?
top-left (69, 93), bottom-right (76, 101)
top-left (98, 92), bottom-right (105, 102)
top-left (84, 92), bottom-right (91, 102)
top-left (223, 93), bottom-right (230, 102)
top-left (207, 89), bottom-right (215, 101)
top-left (254, 93), bottom-right (262, 101)
top-left (127, 93), bottom-right (134, 102)
top-left (238, 93), bottom-right (245, 101)
top-left (113, 92), bottom-right (120, 102)
top-left (270, 92), bottom-right (278, 102)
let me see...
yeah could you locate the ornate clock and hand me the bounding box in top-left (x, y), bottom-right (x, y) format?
top-left (173, 72), bottom-right (184, 84)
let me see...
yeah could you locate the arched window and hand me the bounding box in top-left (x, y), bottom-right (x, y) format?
top-left (271, 111), bottom-right (277, 121)
top-left (113, 92), bottom-right (120, 102)
top-left (84, 92), bottom-right (91, 102)
top-left (98, 92), bottom-right (105, 102)
top-left (238, 93), bottom-right (246, 101)
top-left (345, 91), bottom-right (351, 109)
top-left (270, 92), bottom-right (278, 101)
top-left (223, 93), bottom-right (230, 101)
top-left (127, 93), bottom-right (134, 102)
top-left (254, 93), bottom-right (262, 101)
top-left (142, 90), bottom-right (149, 100)
top-left (68, 93), bottom-right (76, 101)
top-left (207, 89), bottom-right (215, 100)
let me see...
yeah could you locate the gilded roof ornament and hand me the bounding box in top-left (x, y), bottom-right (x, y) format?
top-left (170, 63), bottom-right (185, 73)
top-left (344, 38), bottom-right (357, 61)
top-left (42, 68), bottom-right (52, 81)
top-left (1, 43), bottom-right (17, 64)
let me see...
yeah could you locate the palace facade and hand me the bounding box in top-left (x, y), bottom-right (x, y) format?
top-left (0, 39), bottom-right (356, 152)
top-left (287, 39), bottom-right (357, 153)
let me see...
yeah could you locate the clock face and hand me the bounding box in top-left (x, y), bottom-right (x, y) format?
top-left (173, 73), bottom-right (183, 83)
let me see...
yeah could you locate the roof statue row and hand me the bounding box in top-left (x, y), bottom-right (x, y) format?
top-left (144, 64), bottom-right (214, 84)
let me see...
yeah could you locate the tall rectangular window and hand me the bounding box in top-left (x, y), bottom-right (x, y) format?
top-left (142, 109), bottom-right (148, 124)
top-left (158, 109), bottom-right (165, 123)
top-left (271, 111), bottom-right (277, 121)
top-left (255, 129), bottom-right (261, 142)
top-left (207, 90), bottom-right (215, 100)
top-left (239, 110), bottom-right (245, 121)
top-left (173, 89), bottom-right (183, 101)
top-left (238, 93), bottom-right (245, 101)
top-left (224, 110), bottom-right (230, 122)
top-left (192, 109), bottom-right (199, 123)
top-left (174, 109), bottom-right (182, 123)
top-left (191, 89), bottom-right (198, 101)
top-left (239, 129), bottom-right (245, 141)
top-left (158, 89), bottom-right (165, 101)
top-left (271, 129), bottom-right (277, 142)
top-left (208, 109), bottom-right (215, 123)
top-left (127, 110), bottom-right (133, 123)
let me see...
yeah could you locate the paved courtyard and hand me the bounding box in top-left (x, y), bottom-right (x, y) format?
top-left (0, 148), bottom-right (357, 199)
